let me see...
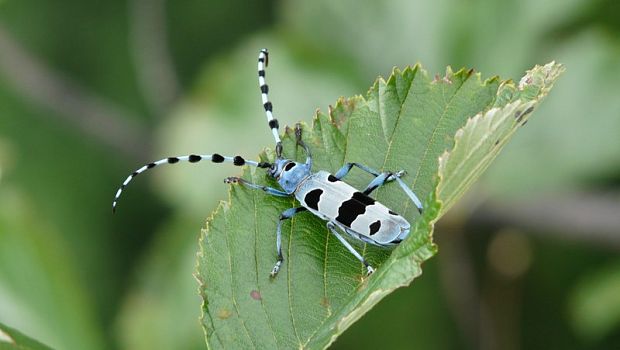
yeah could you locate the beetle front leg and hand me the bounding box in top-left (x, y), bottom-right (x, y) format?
top-left (224, 177), bottom-right (290, 197)
top-left (271, 207), bottom-right (307, 278)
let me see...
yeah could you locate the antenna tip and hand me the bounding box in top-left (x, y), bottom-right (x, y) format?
top-left (260, 48), bottom-right (269, 66)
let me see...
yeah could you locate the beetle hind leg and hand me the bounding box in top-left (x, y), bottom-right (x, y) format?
top-left (327, 222), bottom-right (374, 276)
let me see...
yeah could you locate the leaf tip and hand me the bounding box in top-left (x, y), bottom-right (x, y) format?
top-left (484, 74), bottom-right (501, 85)
top-left (327, 95), bottom-right (363, 127)
top-left (518, 61), bottom-right (565, 90)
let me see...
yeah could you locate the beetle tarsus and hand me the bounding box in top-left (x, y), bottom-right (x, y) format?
top-left (270, 259), bottom-right (283, 278)
top-left (224, 177), bottom-right (239, 184)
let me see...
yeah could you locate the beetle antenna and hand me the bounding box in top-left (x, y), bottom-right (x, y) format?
top-left (112, 154), bottom-right (270, 212)
top-left (258, 48), bottom-right (282, 158)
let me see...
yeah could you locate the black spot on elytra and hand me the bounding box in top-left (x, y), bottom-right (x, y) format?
top-left (388, 210), bottom-right (399, 216)
top-left (304, 189), bottom-right (323, 210)
top-left (211, 154), bottom-right (224, 163)
top-left (352, 191), bottom-right (375, 206)
top-left (369, 220), bottom-right (381, 235)
top-left (327, 174), bottom-right (339, 182)
top-left (336, 192), bottom-right (374, 227)
top-left (336, 201), bottom-right (365, 227)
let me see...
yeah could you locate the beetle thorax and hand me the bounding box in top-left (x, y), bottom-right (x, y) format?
top-left (269, 159), bottom-right (311, 194)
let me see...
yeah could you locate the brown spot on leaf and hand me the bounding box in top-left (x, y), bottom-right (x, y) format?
top-left (217, 309), bottom-right (232, 319)
top-left (250, 290), bottom-right (262, 301)
top-left (320, 297), bottom-right (330, 308)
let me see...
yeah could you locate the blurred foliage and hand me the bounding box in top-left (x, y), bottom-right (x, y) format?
top-left (570, 262), bottom-right (620, 342)
top-left (0, 321), bottom-right (53, 349)
top-left (0, 0), bottom-right (618, 349)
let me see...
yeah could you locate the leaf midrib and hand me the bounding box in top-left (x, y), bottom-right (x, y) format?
top-left (387, 74), bottom-right (470, 218)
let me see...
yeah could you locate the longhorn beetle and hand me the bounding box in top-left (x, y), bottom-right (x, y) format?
top-left (113, 49), bottom-right (424, 277)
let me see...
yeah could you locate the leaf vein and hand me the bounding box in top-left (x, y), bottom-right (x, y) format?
top-left (403, 76), bottom-right (471, 216)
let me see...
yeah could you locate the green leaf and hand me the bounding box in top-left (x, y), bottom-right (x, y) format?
top-left (0, 322), bottom-right (53, 350)
top-left (437, 62), bottom-right (565, 214)
top-left (196, 62), bottom-right (563, 348)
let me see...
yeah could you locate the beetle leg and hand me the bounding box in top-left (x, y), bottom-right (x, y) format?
top-left (270, 207), bottom-right (307, 278)
top-left (327, 222), bottom-right (374, 276)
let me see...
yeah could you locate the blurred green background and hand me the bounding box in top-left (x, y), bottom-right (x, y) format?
top-left (0, 0), bottom-right (619, 349)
